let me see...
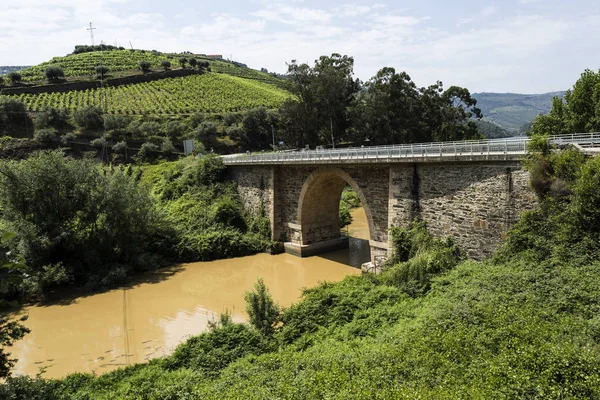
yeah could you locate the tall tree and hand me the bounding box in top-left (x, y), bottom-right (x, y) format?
top-left (280, 54), bottom-right (359, 148)
top-left (531, 68), bottom-right (600, 136)
top-left (350, 67), bottom-right (482, 144)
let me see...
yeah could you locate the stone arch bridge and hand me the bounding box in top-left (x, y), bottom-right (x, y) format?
top-left (223, 134), bottom-right (598, 261)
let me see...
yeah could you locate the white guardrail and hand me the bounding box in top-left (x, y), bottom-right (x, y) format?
top-left (222, 133), bottom-right (600, 165)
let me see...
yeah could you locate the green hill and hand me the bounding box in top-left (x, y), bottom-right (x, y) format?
top-left (16, 49), bottom-right (281, 86)
top-left (472, 91), bottom-right (566, 134)
top-left (9, 74), bottom-right (291, 115)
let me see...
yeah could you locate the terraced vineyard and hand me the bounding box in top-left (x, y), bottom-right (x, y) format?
top-left (18, 50), bottom-right (172, 81)
top-left (6, 73), bottom-right (291, 114)
top-left (17, 49), bottom-right (283, 86)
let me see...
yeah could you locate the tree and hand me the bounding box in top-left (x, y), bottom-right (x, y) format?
top-left (44, 66), bottom-right (64, 83)
top-left (138, 60), bottom-right (151, 73)
top-left (279, 54), bottom-right (359, 148)
top-left (0, 98), bottom-right (33, 137)
top-left (34, 106), bottom-right (70, 130)
top-left (530, 68), bottom-right (600, 136)
top-left (195, 121), bottom-right (217, 147)
top-left (73, 106), bottom-right (103, 130)
top-left (0, 76), bottom-right (4, 86)
top-left (0, 232), bottom-right (29, 378)
top-left (241, 107), bottom-right (276, 150)
top-left (160, 60), bottom-right (171, 71)
top-left (189, 58), bottom-right (198, 69)
top-left (198, 61), bottom-right (210, 74)
top-left (95, 65), bottom-right (110, 80)
top-left (350, 68), bottom-right (482, 144)
top-left (179, 57), bottom-right (188, 69)
top-left (6, 72), bottom-right (21, 85)
top-left (0, 151), bottom-right (168, 291)
top-left (244, 278), bottom-right (280, 336)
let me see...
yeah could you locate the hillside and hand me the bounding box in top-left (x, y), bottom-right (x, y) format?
top-left (10, 74), bottom-right (290, 115)
top-left (472, 91), bottom-right (566, 134)
top-left (14, 49), bottom-right (281, 86)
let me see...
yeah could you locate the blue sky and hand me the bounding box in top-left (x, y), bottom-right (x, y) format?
top-left (1, 0), bottom-right (599, 93)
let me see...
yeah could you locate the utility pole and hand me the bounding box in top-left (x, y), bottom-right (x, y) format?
top-left (87, 22), bottom-right (96, 46)
top-left (271, 125), bottom-right (275, 150)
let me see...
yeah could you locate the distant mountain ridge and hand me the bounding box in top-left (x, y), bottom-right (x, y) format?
top-left (0, 66), bottom-right (30, 75)
top-left (472, 91), bottom-right (566, 136)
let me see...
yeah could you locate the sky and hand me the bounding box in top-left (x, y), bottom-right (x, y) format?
top-left (1, 0), bottom-right (599, 93)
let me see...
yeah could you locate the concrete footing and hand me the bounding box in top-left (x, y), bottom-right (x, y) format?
top-left (284, 237), bottom-right (349, 257)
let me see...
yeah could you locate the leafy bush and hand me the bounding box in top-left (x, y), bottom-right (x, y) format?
top-left (245, 278), bottom-right (280, 336)
top-left (7, 72), bottom-right (21, 84)
top-left (0, 151), bottom-right (171, 295)
top-left (95, 64), bottom-right (110, 79)
top-left (73, 106), bottom-right (103, 130)
top-left (34, 106), bottom-right (70, 129)
top-left (136, 141), bottom-right (159, 162)
top-left (160, 60), bottom-right (171, 71)
top-left (178, 57), bottom-right (187, 68)
top-left (44, 65), bottom-right (64, 83)
top-left (0, 97), bottom-right (32, 137)
top-left (90, 136), bottom-right (107, 148)
top-left (195, 121), bottom-right (217, 146)
top-left (161, 137), bottom-right (175, 153)
top-left (138, 60), bottom-right (151, 73)
top-left (164, 323), bottom-right (274, 376)
top-left (33, 128), bottom-right (57, 144)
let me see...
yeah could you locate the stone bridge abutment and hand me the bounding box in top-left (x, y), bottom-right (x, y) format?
top-left (228, 161), bottom-right (535, 261)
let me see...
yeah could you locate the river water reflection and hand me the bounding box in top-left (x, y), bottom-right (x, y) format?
top-left (11, 207), bottom-right (370, 378)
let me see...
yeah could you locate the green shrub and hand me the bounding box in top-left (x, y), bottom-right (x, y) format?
top-left (0, 151), bottom-right (171, 294)
top-left (160, 60), bottom-right (171, 71)
top-left (95, 64), bottom-right (110, 79)
top-left (34, 106), bottom-right (70, 129)
top-left (381, 221), bottom-right (463, 297)
top-left (73, 106), bottom-right (103, 130)
top-left (90, 137), bottom-right (106, 148)
top-left (161, 137), bottom-right (176, 153)
top-left (7, 72), bottom-right (21, 84)
top-left (137, 141), bottom-right (159, 162)
top-left (245, 279), bottom-right (280, 336)
top-left (164, 323), bottom-right (274, 376)
top-left (44, 65), bottom-right (64, 83)
top-left (138, 60), bottom-right (151, 73)
top-left (33, 128), bottom-right (57, 144)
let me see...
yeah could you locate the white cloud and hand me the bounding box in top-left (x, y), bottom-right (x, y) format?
top-left (1, 0), bottom-right (599, 93)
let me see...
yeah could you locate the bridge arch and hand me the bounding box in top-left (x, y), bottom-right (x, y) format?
top-left (296, 167), bottom-right (375, 246)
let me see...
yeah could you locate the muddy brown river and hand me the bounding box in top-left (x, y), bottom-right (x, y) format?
top-left (11, 208), bottom-right (370, 379)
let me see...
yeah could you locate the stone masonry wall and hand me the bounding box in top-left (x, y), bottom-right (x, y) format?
top-left (227, 166), bottom-right (277, 240)
top-left (405, 162), bottom-right (534, 259)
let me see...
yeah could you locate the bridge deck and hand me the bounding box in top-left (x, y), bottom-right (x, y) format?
top-left (222, 133), bottom-right (600, 165)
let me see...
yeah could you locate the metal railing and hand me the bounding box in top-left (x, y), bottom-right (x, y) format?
top-left (222, 133), bottom-right (600, 165)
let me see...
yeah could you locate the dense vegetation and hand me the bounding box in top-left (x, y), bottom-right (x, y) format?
top-left (4, 142), bottom-right (600, 397)
top-left (530, 69), bottom-right (600, 136)
top-left (0, 153), bottom-right (271, 301)
top-left (9, 74), bottom-right (290, 115)
top-left (1, 66), bottom-right (600, 398)
top-left (278, 55), bottom-right (483, 148)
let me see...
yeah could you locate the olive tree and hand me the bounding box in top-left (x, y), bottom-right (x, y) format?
top-left (44, 66), bottom-right (64, 83)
